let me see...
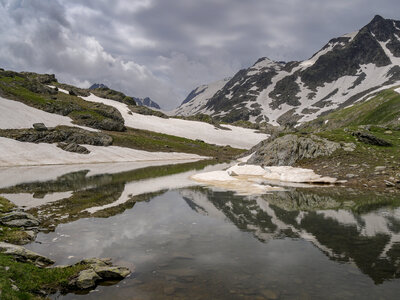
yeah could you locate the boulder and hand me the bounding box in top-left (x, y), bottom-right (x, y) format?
top-left (57, 142), bottom-right (90, 154)
top-left (75, 269), bottom-right (101, 289)
top-left (0, 211), bottom-right (40, 227)
top-left (93, 265), bottom-right (131, 280)
top-left (32, 123), bottom-right (48, 131)
top-left (248, 134), bottom-right (341, 166)
top-left (352, 131), bottom-right (392, 146)
top-left (0, 242), bottom-right (54, 267)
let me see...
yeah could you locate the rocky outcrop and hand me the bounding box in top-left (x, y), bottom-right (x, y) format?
top-left (0, 127), bottom-right (113, 146)
top-left (0, 211), bottom-right (40, 228)
top-left (0, 242), bottom-right (54, 267)
top-left (57, 142), bottom-right (90, 154)
top-left (69, 258), bottom-right (131, 290)
top-left (352, 131), bottom-right (392, 146)
top-left (247, 134), bottom-right (341, 166)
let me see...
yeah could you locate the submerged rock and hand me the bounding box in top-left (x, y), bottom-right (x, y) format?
top-left (248, 134), bottom-right (341, 166)
top-left (0, 242), bottom-right (54, 267)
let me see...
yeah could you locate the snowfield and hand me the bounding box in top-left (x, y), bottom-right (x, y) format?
top-left (0, 137), bottom-right (207, 167)
top-left (0, 96), bottom-right (95, 131)
top-left (81, 93), bottom-right (268, 149)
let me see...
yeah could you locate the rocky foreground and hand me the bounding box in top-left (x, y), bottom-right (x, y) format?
top-left (0, 198), bottom-right (132, 298)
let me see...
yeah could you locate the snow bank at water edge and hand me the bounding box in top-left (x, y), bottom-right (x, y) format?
top-left (0, 96), bottom-right (96, 131)
top-left (80, 93), bottom-right (268, 149)
top-left (0, 137), bottom-right (207, 167)
top-left (190, 164), bottom-right (337, 195)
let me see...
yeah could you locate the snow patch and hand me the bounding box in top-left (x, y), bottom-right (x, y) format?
top-left (0, 137), bottom-right (206, 167)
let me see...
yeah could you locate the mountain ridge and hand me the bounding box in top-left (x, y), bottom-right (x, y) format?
top-left (174, 15), bottom-right (400, 127)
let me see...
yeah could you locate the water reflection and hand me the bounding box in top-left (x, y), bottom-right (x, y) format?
top-left (1, 163), bottom-right (400, 299)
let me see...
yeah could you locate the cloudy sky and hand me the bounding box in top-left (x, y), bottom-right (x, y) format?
top-left (0, 0), bottom-right (399, 109)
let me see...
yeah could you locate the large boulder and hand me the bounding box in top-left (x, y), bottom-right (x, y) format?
top-left (0, 211), bottom-right (40, 227)
top-left (0, 242), bottom-right (54, 267)
top-left (75, 269), bottom-right (101, 289)
top-left (247, 134), bottom-right (341, 166)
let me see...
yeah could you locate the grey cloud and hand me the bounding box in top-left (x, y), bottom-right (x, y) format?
top-left (0, 0), bottom-right (399, 109)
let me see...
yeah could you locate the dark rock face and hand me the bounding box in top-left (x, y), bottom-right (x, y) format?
top-left (57, 142), bottom-right (90, 154)
top-left (135, 97), bottom-right (161, 109)
top-left (247, 134), bottom-right (342, 166)
top-left (89, 83), bottom-right (108, 89)
top-left (352, 131), bottom-right (392, 146)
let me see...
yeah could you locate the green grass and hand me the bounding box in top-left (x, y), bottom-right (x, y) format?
top-left (0, 72), bottom-right (124, 131)
top-left (0, 254), bottom-right (87, 300)
top-left (302, 88), bottom-right (400, 131)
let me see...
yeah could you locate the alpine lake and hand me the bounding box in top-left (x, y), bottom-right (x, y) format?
top-left (1, 159), bottom-right (400, 300)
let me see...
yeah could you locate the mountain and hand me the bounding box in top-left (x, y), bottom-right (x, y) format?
top-left (174, 78), bottom-right (231, 116)
top-left (89, 83), bottom-right (108, 89)
top-left (134, 97), bottom-right (161, 109)
top-left (174, 15), bottom-right (400, 127)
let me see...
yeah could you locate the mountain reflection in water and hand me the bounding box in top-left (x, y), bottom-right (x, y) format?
top-left (1, 163), bottom-right (400, 299)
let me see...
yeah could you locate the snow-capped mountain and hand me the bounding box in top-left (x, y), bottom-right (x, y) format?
top-left (174, 78), bottom-right (231, 116)
top-left (134, 97), bottom-right (161, 109)
top-left (174, 15), bottom-right (400, 126)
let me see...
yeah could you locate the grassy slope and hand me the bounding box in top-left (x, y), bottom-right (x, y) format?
top-left (0, 70), bottom-right (245, 159)
top-left (301, 88), bottom-right (400, 131)
top-left (292, 88), bottom-right (400, 189)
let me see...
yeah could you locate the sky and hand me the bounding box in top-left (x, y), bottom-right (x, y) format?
top-left (0, 0), bottom-right (399, 110)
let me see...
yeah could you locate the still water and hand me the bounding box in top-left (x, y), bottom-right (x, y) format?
top-left (1, 161), bottom-right (400, 299)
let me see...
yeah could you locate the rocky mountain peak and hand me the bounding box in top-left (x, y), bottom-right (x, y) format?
top-left (175, 16), bottom-right (400, 127)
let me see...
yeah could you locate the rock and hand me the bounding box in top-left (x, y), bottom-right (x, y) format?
top-left (352, 131), bottom-right (392, 146)
top-left (0, 212), bottom-right (40, 227)
top-left (81, 257), bottom-right (113, 267)
top-left (75, 269), bottom-right (101, 289)
top-left (248, 134), bottom-right (341, 166)
top-left (375, 166), bottom-right (386, 171)
top-left (32, 123), bottom-right (48, 131)
top-left (384, 180), bottom-right (396, 187)
top-left (10, 127), bottom-right (113, 146)
top-left (342, 142), bottom-right (356, 152)
top-left (346, 174), bottom-right (357, 178)
top-left (68, 90), bottom-right (77, 96)
top-left (385, 130), bottom-right (392, 134)
top-left (57, 142), bottom-right (90, 154)
top-left (0, 242), bottom-right (54, 267)
top-left (93, 265), bottom-right (131, 279)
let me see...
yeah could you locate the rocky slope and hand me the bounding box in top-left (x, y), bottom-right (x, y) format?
top-left (89, 83), bottom-right (161, 109)
top-left (174, 15), bottom-right (400, 126)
